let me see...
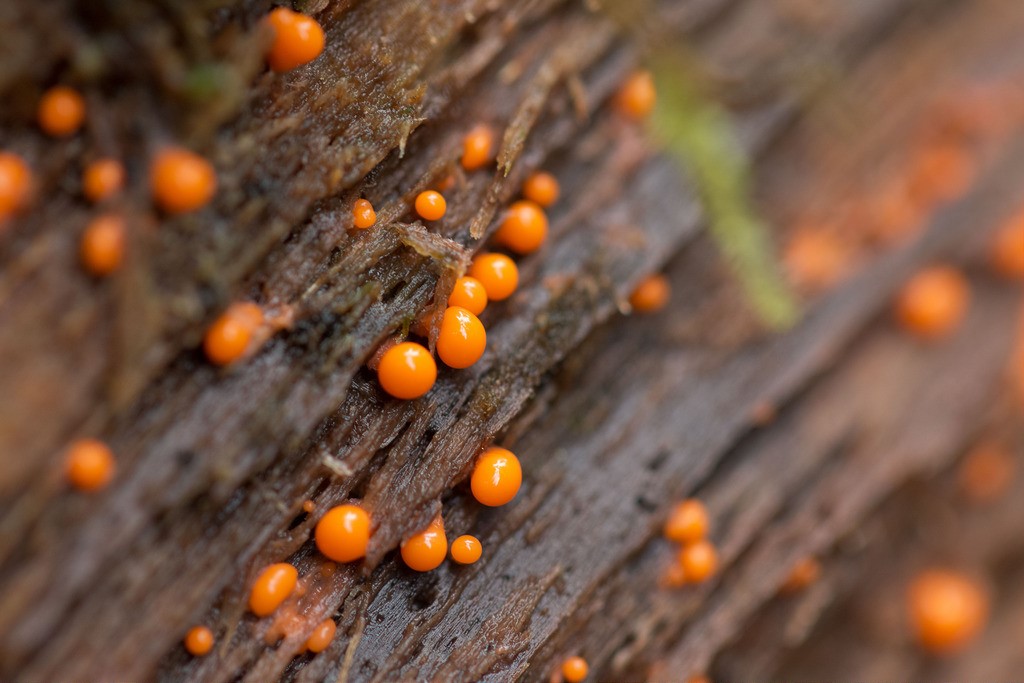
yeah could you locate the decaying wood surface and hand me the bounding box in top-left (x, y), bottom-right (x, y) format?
top-left (1, 0), bottom-right (1022, 681)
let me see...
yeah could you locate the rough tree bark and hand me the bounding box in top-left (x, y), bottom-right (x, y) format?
top-left (1, 0), bottom-right (1022, 681)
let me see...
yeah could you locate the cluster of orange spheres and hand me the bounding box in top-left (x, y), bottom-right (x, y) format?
top-left (662, 499), bottom-right (719, 586)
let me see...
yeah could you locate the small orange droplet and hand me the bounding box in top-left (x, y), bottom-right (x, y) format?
top-left (450, 535), bottom-right (482, 565)
top-left (184, 626), bottom-right (215, 656)
top-left (436, 306), bottom-right (487, 369)
top-left (958, 442), bottom-right (1015, 504)
top-left (248, 563), bottom-right (298, 617)
top-left (561, 655), bottom-right (589, 682)
top-left (401, 516), bottom-right (448, 572)
top-left (302, 499), bottom-right (316, 514)
top-left (377, 341), bottom-right (437, 399)
top-left (265, 8), bottom-right (325, 72)
top-left (461, 125), bottom-right (495, 171)
top-left (0, 151), bottom-right (33, 221)
top-left (678, 540), bottom-right (718, 583)
top-left (315, 504), bottom-right (371, 563)
top-left (37, 86), bottom-right (86, 137)
top-left (80, 214), bottom-right (126, 277)
top-left (305, 618), bottom-right (337, 653)
top-left (522, 171), bottom-right (559, 208)
top-left (65, 438), bottom-right (116, 492)
top-left (353, 198), bottom-right (376, 229)
top-left (783, 229), bottom-right (849, 290)
top-left (629, 274), bottom-right (670, 313)
top-left (468, 253), bottom-right (519, 302)
top-left (781, 557), bottom-right (821, 593)
top-left (448, 276), bottom-right (488, 315)
top-left (150, 147), bottom-right (217, 214)
top-left (895, 266), bottom-right (970, 340)
top-left (82, 158), bottom-right (126, 204)
top-left (663, 499), bottom-right (708, 544)
top-left (203, 302), bottom-right (265, 366)
top-left (991, 215), bottom-right (1024, 280)
top-left (414, 190), bottom-right (446, 221)
top-left (470, 447), bottom-right (522, 507)
top-left (494, 200), bottom-right (548, 254)
top-left (615, 70), bottom-right (656, 119)
top-left (907, 569), bottom-right (988, 654)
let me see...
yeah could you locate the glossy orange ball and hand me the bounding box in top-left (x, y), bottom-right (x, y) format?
top-left (150, 147), bottom-right (217, 214)
top-left (436, 306), bottom-right (487, 369)
top-left (615, 70), bottom-right (656, 119)
top-left (468, 253), bottom-right (519, 301)
top-left (65, 438), bottom-right (116, 492)
top-left (265, 8), bottom-right (325, 72)
top-left (305, 618), bottom-right (337, 653)
top-left (991, 218), bottom-right (1024, 280)
top-left (80, 214), bottom-right (126, 277)
top-left (907, 569), bottom-right (988, 654)
top-left (414, 190), bottom-right (447, 221)
top-left (377, 341), bottom-right (437, 399)
top-left (522, 171), bottom-right (560, 208)
top-left (315, 504), bottom-right (371, 563)
top-left (82, 158), bottom-right (126, 204)
top-left (448, 276), bottom-right (488, 315)
top-left (450, 535), bottom-right (482, 565)
top-left (629, 274), bottom-right (670, 313)
top-left (895, 266), bottom-right (969, 339)
top-left (470, 447), bottom-right (522, 507)
top-left (561, 656), bottom-right (589, 682)
top-left (400, 517), bottom-right (448, 572)
top-left (353, 198), bottom-right (376, 229)
top-left (494, 200), bottom-right (548, 254)
top-left (184, 626), bottom-right (214, 656)
top-left (203, 302), bottom-right (264, 366)
top-left (248, 563), bottom-right (298, 617)
top-left (37, 86), bottom-right (86, 137)
top-left (663, 499), bottom-right (708, 545)
top-left (462, 125), bottom-right (494, 171)
top-left (0, 152), bottom-right (32, 220)
top-left (780, 557), bottom-right (821, 594)
top-left (678, 540), bottom-right (718, 583)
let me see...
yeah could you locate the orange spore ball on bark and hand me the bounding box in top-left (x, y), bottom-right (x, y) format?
top-left (352, 198), bottom-right (376, 229)
top-left (37, 86), bottom-right (86, 137)
top-left (781, 557), bottom-right (821, 593)
top-left (150, 147), bottom-right (217, 214)
top-left (958, 442), bottom-right (1015, 503)
top-left (203, 302), bottom-right (265, 366)
top-left (522, 171), bottom-right (559, 208)
top-left (305, 618), bottom-right (337, 653)
top-left (0, 152), bottom-right (32, 220)
top-left (469, 253), bottom-right (519, 301)
top-left (461, 125), bottom-right (494, 171)
top-left (315, 504), bottom-right (371, 563)
top-left (494, 200), bottom-right (548, 254)
top-left (184, 626), bottom-right (214, 656)
top-left (470, 446), bottom-right (522, 507)
top-left (65, 438), bottom-right (116, 491)
top-left (401, 517), bottom-right (448, 572)
top-left (450, 535), bottom-right (482, 565)
top-left (615, 70), bottom-right (656, 119)
top-left (448, 276), bottom-right (488, 315)
top-left (249, 563), bottom-right (298, 617)
top-left (436, 306), bottom-right (487, 369)
top-left (908, 142), bottom-right (975, 205)
top-left (783, 229), bottom-right (849, 290)
top-left (678, 540), bottom-right (718, 583)
top-left (80, 214), bottom-right (126, 277)
top-left (663, 499), bottom-right (709, 544)
top-left (561, 655), bottom-right (589, 682)
top-left (414, 190), bottom-right (447, 221)
top-left (82, 158), bottom-right (125, 204)
top-left (377, 341), bottom-right (437, 399)
top-left (265, 8), bottom-right (325, 72)
top-left (629, 274), bottom-right (670, 313)
top-left (895, 266), bottom-right (970, 339)
top-left (907, 569), bottom-right (989, 654)
top-left (991, 216), bottom-right (1024, 280)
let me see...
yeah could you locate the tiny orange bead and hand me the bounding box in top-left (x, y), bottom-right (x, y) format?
top-left (895, 266), bottom-right (970, 339)
top-left (82, 158), bottom-right (126, 204)
top-left (470, 446), bottom-right (522, 507)
top-left (958, 442), bottom-right (1015, 503)
top-left (80, 214), bottom-right (126, 277)
top-left (37, 86), bottom-right (86, 137)
top-left (353, 198), bottom-right (376, 229)
top-left (991, 218), bottom-right (1024, 280)
top-left (663, 499), bottom-right (709, 544)
top-left (265, 8), bottom-right (325, 72)
top-left (448, 276), bottom-right (488, 315)
top-left (377, 341), bottom-right (437, 399)
top-left (414, 190), bottom-right (447, 221)
top-left (468, 253), bottom-right (519, 301)
top-left (781, 557), bottom-right (821, 593)
top-left (494, 200), bottom-right (548, 254)
top-left (450, 534), bottom-right (482, 565)
top-left (65, 438), bottom-right (116, 491)
top-left (629, 274), bottom-right (670, 313)
top-left (0, 152), bottom-right (32, 220)
top-left (522, 171), bottom-right (560, 208)
top-left (203, 302), bottom-right (264, 366)
top-left (315, 504), bottom-right (371, 563)
top-left (907, 569), bottom-right (989, 654)
top-left (305, 618), bottom-right (337, 654)
top-left (248, 563), bottom-right (298, 617)
top-left (561, 656), bottom-right (589, 683)
top-left (678, 540), bottom-right (718, 583)
top-left (184, 626), bottom-right (215, 656)
top-left (461, 125), bottom-right (495, 171)
top-left (615, 70), bottom-right (656, 119)
top-left (150, 147), bottom-right (217, 214)
top-left (401, 517), bottom-right (448, 572)
top-left (436, 306), bottom-right (487, 369)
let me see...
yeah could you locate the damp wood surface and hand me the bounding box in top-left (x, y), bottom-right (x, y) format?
top-left (1, 0), bottom-right (1023, 681)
